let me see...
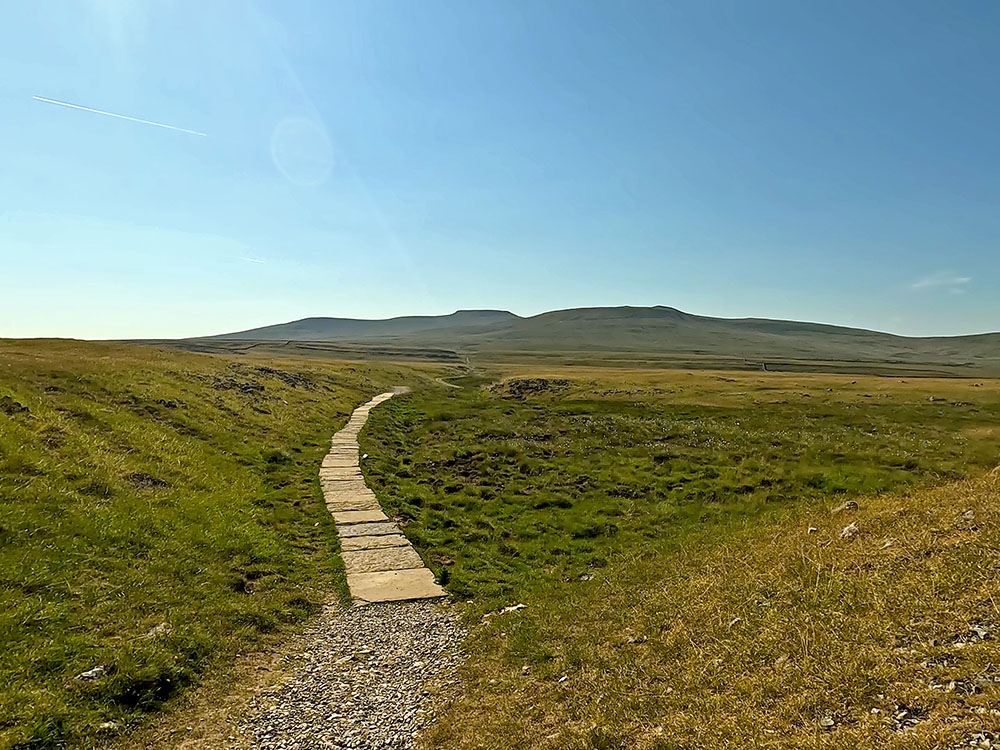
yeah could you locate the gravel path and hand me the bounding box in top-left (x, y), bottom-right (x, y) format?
top-left (239, 600), bottom-right (464, 749)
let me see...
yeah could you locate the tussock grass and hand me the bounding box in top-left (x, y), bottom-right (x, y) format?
top-left (430, 471), bottom-right (1000, 749)
top-left (358, 368), bottom-right (1000, 748)
top-left (0, 340), bottom-right (421, 749)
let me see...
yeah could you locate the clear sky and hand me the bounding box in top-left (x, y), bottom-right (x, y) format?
top-left (2, 1), bottom-right (998, 338)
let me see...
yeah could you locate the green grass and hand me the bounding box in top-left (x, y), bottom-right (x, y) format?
top-left (358, 367), bottom-right (1000, 748)
top-left (8, 347), bottom-right (1000, 749)
top-left (0, 340), bottom-right (424, 749)
top-left (362, 370), bottom-right (1000, 613)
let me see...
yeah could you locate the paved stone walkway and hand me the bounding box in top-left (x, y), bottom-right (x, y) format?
top-left (322, 389), bottom-right (445, 603)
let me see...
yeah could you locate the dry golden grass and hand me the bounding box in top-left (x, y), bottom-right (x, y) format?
top-left (424, 468), bottom-right (1000, 749)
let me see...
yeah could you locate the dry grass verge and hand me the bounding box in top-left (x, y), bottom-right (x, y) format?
top-left (427, 468), bottom-right (1000, 749)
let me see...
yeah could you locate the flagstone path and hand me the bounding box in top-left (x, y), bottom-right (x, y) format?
top-left (321, 388), bottom-right (446, 603)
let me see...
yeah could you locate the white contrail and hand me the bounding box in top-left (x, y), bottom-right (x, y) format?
top-left (32, 96), bottom-right (207, 136)
top-left (241, 257), bottom-right (266, 264)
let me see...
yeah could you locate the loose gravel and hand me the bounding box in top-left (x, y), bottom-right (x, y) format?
top-left (240, 600), bottom-right (464, 749)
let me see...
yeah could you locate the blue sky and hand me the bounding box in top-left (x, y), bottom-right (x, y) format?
top-left (1, 1), bottom-right (998, 338)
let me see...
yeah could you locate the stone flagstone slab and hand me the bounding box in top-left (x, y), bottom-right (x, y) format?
top-left (340, 534), bottom-right (411, 551)
top-left (319, 471), bottom-right (363, 481)
top-left (333, 509), bottom-right (389, 524)
top-left (326, 500), bottom-right (379, 513)
top-left (337, 521), bottom-right (402, 538)
top-left (346, 568), bottom-right (445, 604)
top-left (324, 488), bottom-right (377, 503)
top-left (324, 489), bottom-right (377, 505)
top-left (342, 546), bottom-right (425, 575)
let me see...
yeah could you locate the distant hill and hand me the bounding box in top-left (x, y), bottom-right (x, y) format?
top-left (212, 309), bottom-right (519, 341)
top-left (195, 305), bottom-right (1000, 375)
top-left (455, 305), bottom-right (1000, 359)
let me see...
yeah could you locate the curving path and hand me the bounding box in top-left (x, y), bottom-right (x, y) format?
top-left (232, 390), bottom-right (459, 749)
top-left (321, 388), bottom-right (445, 603)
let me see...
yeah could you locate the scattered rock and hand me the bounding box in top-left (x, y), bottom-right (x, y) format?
top-left (968, 624), bottom-right (993, 641)
top-left (818, 716), bottom-right (836, 730)
top-left (75, 665), bottom-right (106, 681)
top-left (958, 730), bottom-right (997, 749)
top-left (889, 703), bottom-right (927, 731)
top-left (947, 679), bottom-right (981, 695)
top-left (960, 509), bottom-right (979, 530)
top-left (144, 622), bottom-right (171, 639)
top-left (840, 522), bottom-right (859, 540)
top-left (482, 602), bottom-right (527, 623)
top-left (832, 500), bottom-right (859, 514)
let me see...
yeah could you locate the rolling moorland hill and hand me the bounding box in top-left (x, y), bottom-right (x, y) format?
top-left (198, 306), bottom-right (1000, 375)
top-left (212, 309), bottom-right (518, 342)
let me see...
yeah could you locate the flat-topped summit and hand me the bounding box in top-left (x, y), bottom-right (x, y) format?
top-left (198, 305), bottom-right (1000, 375)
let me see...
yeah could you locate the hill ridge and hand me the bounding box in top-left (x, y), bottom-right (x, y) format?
top-left (197, 305), bottom-right (1000, 376)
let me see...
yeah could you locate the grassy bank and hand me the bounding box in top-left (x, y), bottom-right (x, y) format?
top-left (359, 368), bottom-right (1000, 748)
top-left (0, 340), bottom-right (421, 749)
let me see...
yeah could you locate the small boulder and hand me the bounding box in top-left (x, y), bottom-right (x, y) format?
top-left (75, 665), bottom-right (106, 681)
top-left (960, 509), bottom-right (979, 530)
top-left (145, 622), bottom-right (170, 638)
top-left (840, 522), bottom-right (859, 540)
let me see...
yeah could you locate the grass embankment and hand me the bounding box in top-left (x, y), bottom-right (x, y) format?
top-left (0, 340), bottom-right (420, 749)
top-left (360, 369), bottom-right (1000, 748)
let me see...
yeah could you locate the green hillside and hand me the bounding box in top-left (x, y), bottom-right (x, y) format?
top-left (0, 340), bottom-right (424, 749)
top-left (209, 309), bottom-right (518, 341)
top-left (197, 305), bottom-right (1000, 376)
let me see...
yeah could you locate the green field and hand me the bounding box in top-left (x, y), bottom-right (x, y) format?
top-left (361, 369), bottom-right (1000, 613)
top-left (5, 342), bottom-right (1000, 749)
top-left (359, 368), bottom-right (1000, 748)
top-left (0, 340), bottom-right (424, 749)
